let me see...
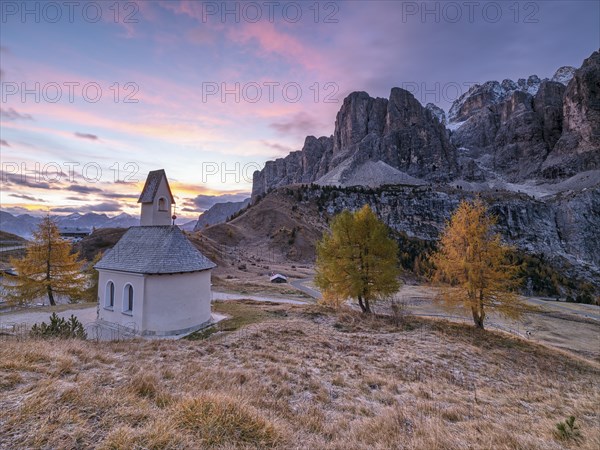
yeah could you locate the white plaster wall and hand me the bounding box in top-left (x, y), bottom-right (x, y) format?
top-left (98, 270), bottom-right (146, 331)
top-left (140, 177), bottom-right (172, 226)
top-left (143, 270), bottom-right (212, 334)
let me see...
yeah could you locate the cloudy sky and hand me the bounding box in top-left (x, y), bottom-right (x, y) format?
top-left (1, 0), bottom-right (598, 219)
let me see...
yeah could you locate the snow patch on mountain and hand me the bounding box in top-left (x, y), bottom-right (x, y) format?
top-left (551, 66), bottom-right (576, 85)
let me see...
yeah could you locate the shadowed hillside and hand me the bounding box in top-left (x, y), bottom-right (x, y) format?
top-left (0, 231), bottom-right (27, 244)
top-left (75, 228), bottom-right (128, 261)
top-left (199, 188), bottom-right (328, 264)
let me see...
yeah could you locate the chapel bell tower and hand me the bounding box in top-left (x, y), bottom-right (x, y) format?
top-left (138, 169), bottom-right (175, 226)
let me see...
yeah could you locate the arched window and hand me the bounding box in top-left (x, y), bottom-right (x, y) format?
top-left (123, 284), bottom-right (134, 313)
top-left (105, 281), bottom-right (115, 308)
top-left (157, 197), bottom-right (167, 211)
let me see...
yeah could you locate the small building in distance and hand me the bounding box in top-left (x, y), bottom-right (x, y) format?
top-left (59, 227), bottom-right (91, 241)
top-left (270, 273), bottom-right (288, 283)
top-left (95, 169), bottom-right (216, 337)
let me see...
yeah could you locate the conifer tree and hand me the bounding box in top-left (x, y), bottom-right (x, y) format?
top-left (315, 205), bottom-right (400, 313)
top-left (3, 217), bottom-right (86, 306)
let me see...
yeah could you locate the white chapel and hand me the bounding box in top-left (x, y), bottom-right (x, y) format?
top-left (95, 169), bottom-right (216, 336)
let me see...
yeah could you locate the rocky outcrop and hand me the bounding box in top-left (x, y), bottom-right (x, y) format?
top-left (450, 84), bottom-right (564, 181)
top-left (450, 75), bottom-right (597, 182)
top-left (448, 76), bottom-right (546, 124)
top-left (381, 88), bottom-right (456, 179)
top-left (449, 81), bottom-right (507, 124)
top-left (251, 136), bottom-right (333, 198)
top-left (331, 92), bottom-right (387, 158)
top-left (534, 81), bottom-right (566, 150)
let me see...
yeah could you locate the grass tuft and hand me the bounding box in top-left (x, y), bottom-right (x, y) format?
top-left (174, 393), bottom-right (280, 447)
top-left (129, 372), bottom-right (160, 399)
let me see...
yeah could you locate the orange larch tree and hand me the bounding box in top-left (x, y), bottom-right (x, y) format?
top-left (3, 217), bottom-right (86, 306)
top-left (430, 199), bottom-right (522, 329)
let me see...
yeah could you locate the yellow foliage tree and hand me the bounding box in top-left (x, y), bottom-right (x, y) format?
top-left (3, 217), bottom-right (86, 306)
top-left (315, 205), bottom-right (400, 313)
top-left (430, 199), bottom-right (522, 329)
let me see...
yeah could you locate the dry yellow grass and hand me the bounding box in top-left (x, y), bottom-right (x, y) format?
top-left (0, 302), bottom-right (598, 449)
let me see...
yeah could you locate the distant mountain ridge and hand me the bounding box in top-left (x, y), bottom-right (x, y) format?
top-left (252, 51), bottom-right (599, 198)
top-left (0, 211), bottom-right (139, 239)
top-left (193, 199), bottom-right (250, 231)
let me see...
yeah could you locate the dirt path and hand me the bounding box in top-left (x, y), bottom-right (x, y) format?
top-left (289, 279), bottom-right (322, 299)
top-left (0, 305), bottom-right (98, 335)
top-left (0, 292), bottom-right (307, 336)
top-left (212, 291), bottom-right (308, 305)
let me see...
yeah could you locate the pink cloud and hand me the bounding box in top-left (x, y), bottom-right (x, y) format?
top-left (227, 22), bottom-right (328, 73)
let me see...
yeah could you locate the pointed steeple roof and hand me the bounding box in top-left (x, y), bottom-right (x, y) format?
top-left (137, 169), bottom-right (175, 204)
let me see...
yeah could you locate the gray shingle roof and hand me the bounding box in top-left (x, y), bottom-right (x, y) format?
top-left (138, 169), bottom-right (175, 204)
top-left (95, 226), bottom-right (216, 274)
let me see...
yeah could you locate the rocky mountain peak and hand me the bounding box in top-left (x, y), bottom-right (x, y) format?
top-left (551, 66), bottom-right (576, 85)
top-left (252, 87), bottom-right (456, 198)
top-left (426, 103), bottom-right (446, 126)
top-left (332, 91), bottom-right (387, 157)
top-left (448, 51), bottom-right (599, 181)
top-left (447, 68), bottom-right (578, 126)
top-left (448, 76), bottom-right (547, 124)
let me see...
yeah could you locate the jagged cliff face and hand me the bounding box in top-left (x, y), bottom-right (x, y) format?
top-left (251, 136), bottom-right (333, 200)
top-left (451, 81), bottom-right (567, 180)
top-left (449, 52), bottom-right (599, 182)
top-left (193, 199), bottom-right (250, 231)
top-left (300, 185), bottom-right (600, 287)
top-left (542, 51), bottom-right (600, 177)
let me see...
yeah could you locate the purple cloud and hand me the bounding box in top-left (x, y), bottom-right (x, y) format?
top-left (67, 184), bottom-right (104, 194)
top-left (53, 202), bottom-right (122, 213)
top-left (270, 112), bottom-right (323, 138)
top-left (74, 132), bottom-right (99, 141)
top-left (0, 107), bottom-right (33, 121)
top-left (9, 193), bottom-right (46, 202)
